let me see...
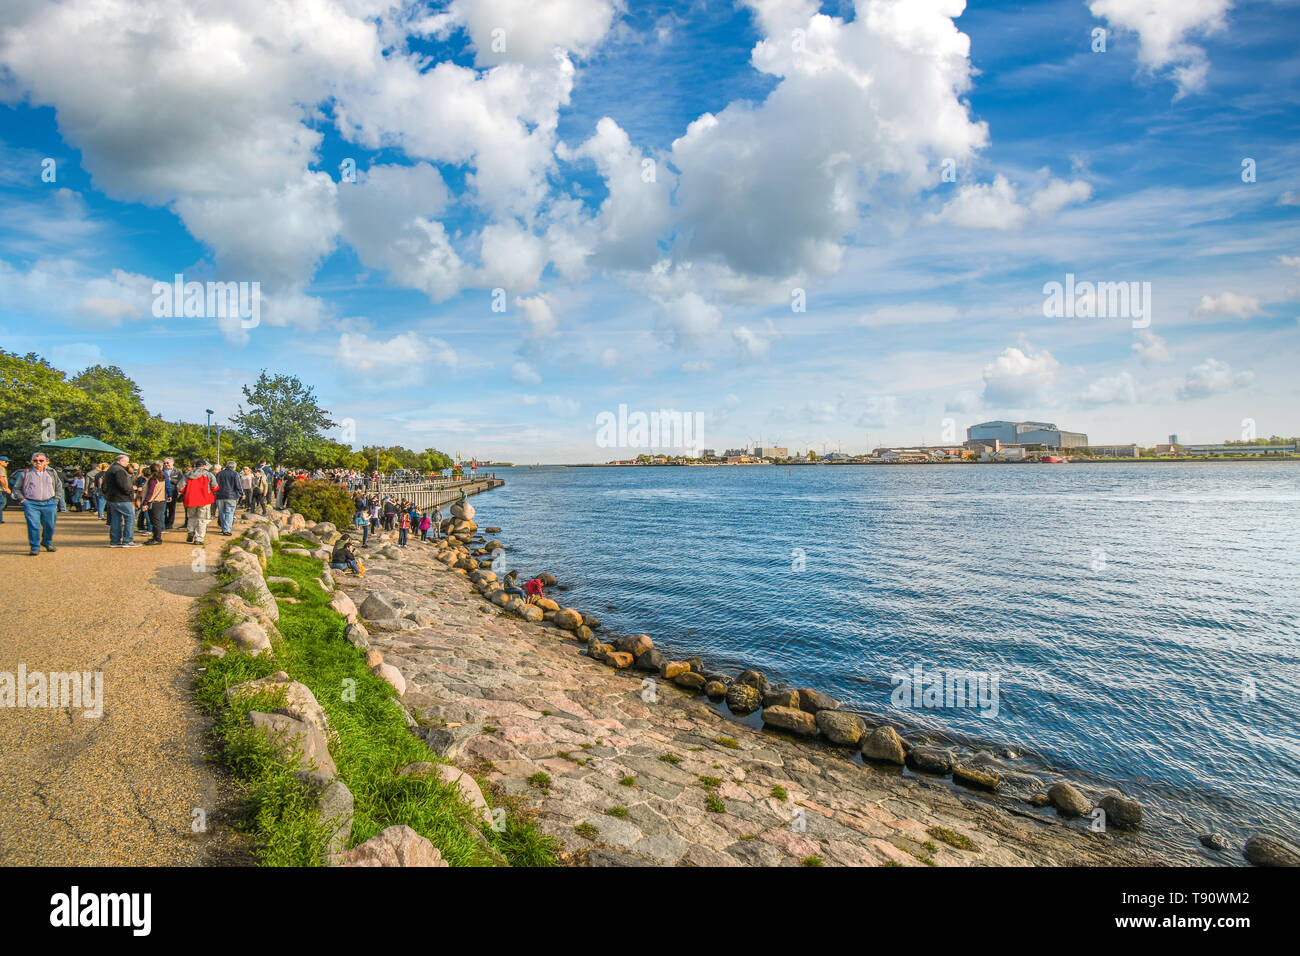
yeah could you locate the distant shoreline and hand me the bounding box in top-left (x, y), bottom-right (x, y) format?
top-left (561, 457), bottom-right (1300, 467)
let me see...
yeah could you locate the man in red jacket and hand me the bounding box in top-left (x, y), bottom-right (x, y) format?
top-left (180, 460), bottom-right (218, 544)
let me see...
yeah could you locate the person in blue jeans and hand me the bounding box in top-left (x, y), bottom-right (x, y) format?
top-left (8, 452), bottom-right (65, 554)
top-left (102, 453), bottom-right (140, 547)
top-left (214, 461), bottom-right (241, 535)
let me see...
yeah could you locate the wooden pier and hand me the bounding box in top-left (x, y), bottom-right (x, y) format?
top-left (367, 476), bottom-right (504, 510)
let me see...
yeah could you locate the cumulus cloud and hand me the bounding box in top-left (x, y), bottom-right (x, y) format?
top-left (732, 324), bottom-right (773, 361)
top-left (1193, 291), bottom-right (1262, 318)
top-left (1082, 370), bottom-right (1139, 405)
top-left (1131, 328), bottom-right (1172, 363)
top-left (655, 292), bottom-right (721, 349)
top-left (337, 163), bottom-right (462, 301)
top-left (336, 330), bottom-right (458, 386)
top-left (432, 0), bottom-right (620, 67)
top-left (513, 294), bottom-right (558, 338)
top-left (663, 0), bottom-right (988, 280)
top-left (927, 174), bottom-right (1092, 230)
top-left (1177, 358), bottom-right (1253, 399)
top-left (1089, 0), bottom-right (1231, 97)
top-left (981, 342), bottom-right (1060, 407)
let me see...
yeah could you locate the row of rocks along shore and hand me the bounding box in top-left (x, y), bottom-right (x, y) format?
top-left (209, 499), bottom-right (1300, 867)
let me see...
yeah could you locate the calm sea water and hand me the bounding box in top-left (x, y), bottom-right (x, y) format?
top-left (475, 462), bottom-right (1300, 857)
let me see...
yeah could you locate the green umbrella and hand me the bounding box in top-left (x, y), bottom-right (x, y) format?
top-left (37, 435), bottom-right (129, 456)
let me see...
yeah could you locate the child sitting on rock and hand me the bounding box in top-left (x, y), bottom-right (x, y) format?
top-left (330, 535), bottom-right (361, 575)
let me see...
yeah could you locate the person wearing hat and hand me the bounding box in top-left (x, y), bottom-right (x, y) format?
top-left (8, 451), bottom-right (65, 554)
top-left (0, 455), bottom-right (10, 523)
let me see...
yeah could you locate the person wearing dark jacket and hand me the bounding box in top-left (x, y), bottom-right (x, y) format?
top-left (103, 453), bottom-right (140, 548)
top-left (214, 461), bottom-right (241, 535)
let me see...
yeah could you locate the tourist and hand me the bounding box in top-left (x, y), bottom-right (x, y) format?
top-left (141, 463), bottom-right (168, 545)
top-left (250, 467), bottom-right (268, 515)
top-left (180, 459), bottom-right (218, 544)
top-left (398, 509), bottom-right (410, 547)
top-left (8, 451), bottom-right (64, 554)
top-left (0, 455), bottom-right (10, 524)
top-left (431, 504), bottom-right (443, 539)
top-left (214, 461), bottom-right (240, 535)
top-left (524, 576), bottom-right (545, 604)
top-left (92, 463), bottom-right (109, 519)
top-left (352, 499), bottom-right (371, 546)
top-left (418, 510), bottom-right (431, 540)
top-left (162, 457), bottom-right (180, 529)
top-left (329, 535), bottom-right (362, 575)
top-left (70, 471), bottom-right (85, 511)
top-left (103, 453), bottom-right (140, 548)
top-left (239, 466), bottom-right (253, 510)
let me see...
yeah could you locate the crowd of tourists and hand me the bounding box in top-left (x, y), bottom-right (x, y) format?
top-left (1, 452), bottom-right (327, 555)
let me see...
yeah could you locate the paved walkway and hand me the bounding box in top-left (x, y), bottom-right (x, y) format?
top-left (0, 507), bottom-right (245, 865)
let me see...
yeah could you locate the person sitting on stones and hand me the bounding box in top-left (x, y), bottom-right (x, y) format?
top-left (501, 569), bottom-right (527, 600)
top-left (330, 535), bottom-right (361, 574)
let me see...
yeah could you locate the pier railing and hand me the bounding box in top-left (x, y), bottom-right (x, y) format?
top-left (364, 476), bottom-right (504, 510)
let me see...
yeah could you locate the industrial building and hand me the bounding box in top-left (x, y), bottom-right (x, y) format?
top-left (967, 420), bottom-right (1088, 448)
top-left (752, 446), bottom-right (789, 459)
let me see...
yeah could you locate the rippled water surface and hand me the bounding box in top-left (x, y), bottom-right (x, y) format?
top-left (475, 463), bottom-right (1300, 852)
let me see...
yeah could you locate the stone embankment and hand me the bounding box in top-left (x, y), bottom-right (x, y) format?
top-left (213, 503), bottom-right (1300, 867)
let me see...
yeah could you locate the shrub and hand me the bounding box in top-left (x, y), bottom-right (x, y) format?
top-left (285, 479), bottom-right (354, 528)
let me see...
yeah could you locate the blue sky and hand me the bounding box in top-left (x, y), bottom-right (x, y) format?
top-left (1, 0), bottom-right (1297, 461)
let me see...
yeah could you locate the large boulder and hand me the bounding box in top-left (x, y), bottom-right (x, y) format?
top-left (359, 590), bottom-right (407, 621)
top-left (344, 622), bottom-right (370, 650)
top-left (673, 671), bottom-right (706, 692)
top-left (552, 608), bottom-right (583, 631)
top-left (228, 671), bottom-right (329, 734)
top-left (905, 747), bottom-right (953, 775)
top-left (223, 621), bottom-right (272, 657)
top-left (797, 688), bottom-right (840, 713)
top-left (223, 573), bottom-right (279, 623)
top-left (705, 680), bottom-right (728, 701)
top-left (861, 726), bottom-right (906, 764)
top-left (328, 591), bottom-right (358, 622)
top-left (398, 763), bottom-right (492, 826)
top-left (516, 603), bottom-right (544, 623)
top-left (762, 705), bottom-right (817, 736)
top-left (816, 710), bottom-right (865, 746)
top-left (1048, 782), bottom-right (1092, 818)
top-left (332, 825), bottom-right (448, 867)
top-left (247, 711), bottom-right (336, 786)
top-left (450, 502), bottom-right (475, 521)
top-left (736, 670), bottom-right (770, 698)
top-left (1098, 792), bottom-right (1143, 831)
top-left (725, 683), bottom-right (762, 714)
top-left (636, 648), bottom-right (666, 672)
top-left (1243, 834), bottom-right (1300, 867)
top-left (763, 688), bottom-right (800, 709)
top-left (661, 661), bottom-right (690, 679)
top-left (372, 662), bottom-right (406, 695)
top-left (952, 762), bottom-right (1001, 791)
top-left (616, 634), bottom-right (654, 658)
top-left (317, 780), bottom-right (354, 858)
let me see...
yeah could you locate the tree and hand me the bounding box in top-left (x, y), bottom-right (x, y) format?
top-left (230, 371), bottom-right (335, 467)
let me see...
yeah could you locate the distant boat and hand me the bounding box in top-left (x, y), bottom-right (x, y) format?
top-left (1043, 455), bottom-right (1065, 463)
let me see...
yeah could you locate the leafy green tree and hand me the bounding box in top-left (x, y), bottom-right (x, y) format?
top-left (230, 371), bottom-right (335, 467)
top-left (0, 351), bottom-right (87, 463)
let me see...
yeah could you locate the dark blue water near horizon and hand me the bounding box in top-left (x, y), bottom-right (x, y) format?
top-left (473, 462), bottom-right (1299, 857)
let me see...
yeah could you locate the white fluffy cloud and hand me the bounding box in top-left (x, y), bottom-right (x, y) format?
top-left (432, 0), bottom-right (620, 67)
top-left (981, 343), bottom-right (1060, 407)
top-left (335, 330), bottom-right (458, 386)
top-left (513, 294), bottom-right (558, 338)
top-left (1193, 291), bottom-right (1262, 318)
top-left (664, 0), bottom-right (988, 279)
top-left (1131, 328), bottom-right (1172, 363)
top-left (1082, 370), bottom-right (1139, 405)
top-left (655, 292), bottom-right (722, 349)
top-left (927, 174), bottom-right (1092, 230)
top-left (1089, 0), bottom-right (1231, 97)
top-left (1177, 358), bottom-right (1253, 399)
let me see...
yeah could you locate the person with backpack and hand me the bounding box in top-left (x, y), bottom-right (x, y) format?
top-left (180, 459), bottom-right (218, 544)
top-left (250, 467), bottom-right (268, 515)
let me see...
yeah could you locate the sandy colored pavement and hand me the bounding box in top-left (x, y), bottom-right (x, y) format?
top-left (0, 507), bottom-right (245, 865)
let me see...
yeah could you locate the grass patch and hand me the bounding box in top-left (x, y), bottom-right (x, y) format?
top-left (927, 825), bottom-right (978, 851)
top-left (770, 786), bottom-right (788, 800)
top-left (704, 793), bottom-right (726, 814)
top-left (715, 736), bottom-right (740, 749)
top-left (605, 806), bottom-right (628, 818)
top-left (197, 537), bottom-right (557, 867)
top-left (659, 753), bottom-right (681, 765)
top-left (574, 822), bottom-right (598, 839)
top-left (619, 776), bottom-right (636, 787)
top-left (801, 855), bottom-right (824, 867)
top-left (698, 776), bottom-right (722, 790)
